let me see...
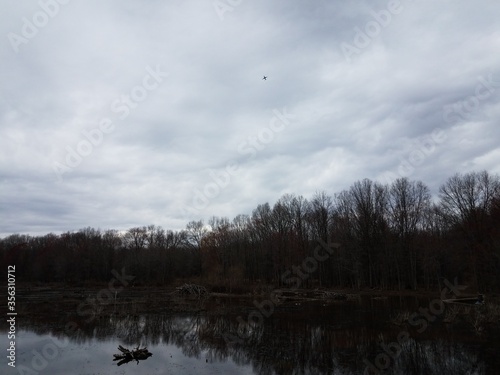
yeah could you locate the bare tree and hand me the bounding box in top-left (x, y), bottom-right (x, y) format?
top-left (308, 191), bottom-right (333, 243)
top-left (185, 220), bottom-right (209, 276)
top-left (438, 170), bottom-right (500, 288)
top-left (124, 226), bottom-right (148, 251)
top-left (307, 191), bottom-right (334, 286)
top-left (185, 220), bottom-right (209, 249)
top-left (439, 170), bottom-right (500, 230)
top-left (349, 179), bottom-right (388, 287)
top-left (332, 190), bottom-right (358, 287)
top-left (388, 178), bottom-right (431, 290)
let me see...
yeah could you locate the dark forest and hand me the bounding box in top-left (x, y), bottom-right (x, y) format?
top-left (2, 170), bottom-right (500, 292)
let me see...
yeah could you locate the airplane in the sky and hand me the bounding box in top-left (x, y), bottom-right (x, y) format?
top-left (262, 76), bottom-right (267, 80)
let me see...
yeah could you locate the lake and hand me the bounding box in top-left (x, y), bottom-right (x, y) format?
top-left (2, 291), bottom-right (499, 374)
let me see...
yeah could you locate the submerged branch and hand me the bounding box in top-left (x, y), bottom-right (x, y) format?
top-left (113, 345), bottom-right (152, 365)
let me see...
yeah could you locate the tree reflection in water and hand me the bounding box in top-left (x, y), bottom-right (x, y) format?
top-left (11, 297), bottom-right (499, 375)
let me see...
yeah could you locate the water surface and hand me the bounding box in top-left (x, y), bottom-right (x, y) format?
top-left (2, 294), bottom-right (498, 374)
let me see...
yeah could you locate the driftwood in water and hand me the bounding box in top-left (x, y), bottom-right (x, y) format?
top-left (275, 289), bottom-right (347, 302)
top-left (173, 283), bottom-right (208, 298)
top-left (319, 290), bottom-right (348, 300)
top-left (443, 294), bottom-right (485, 305)
top-left (113, 345), bottom-right (152, 365)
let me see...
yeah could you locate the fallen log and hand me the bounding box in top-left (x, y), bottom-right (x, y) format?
top-left (272, 289), bottom-right (348, 302)
top-left (442, 294), bottom-right (484, 305)
top-left (113, 345), bottom-right (152, 365)
top-left (320, 291), bottom-right (347, 300)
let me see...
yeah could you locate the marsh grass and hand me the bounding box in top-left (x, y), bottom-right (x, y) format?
top-left (441, 300), bottom-right (500, 334)
top-left (390, 310), bottom-right (411, 326)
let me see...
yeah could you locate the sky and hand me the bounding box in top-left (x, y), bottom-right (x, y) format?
top-left (1, 0), bottom-right (499, 237)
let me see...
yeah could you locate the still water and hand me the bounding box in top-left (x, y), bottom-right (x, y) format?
top-left (2, 295), bottom-right (499, 374)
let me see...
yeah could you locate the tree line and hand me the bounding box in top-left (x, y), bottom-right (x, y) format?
top-left (2, 170), bottom-right (500, 291)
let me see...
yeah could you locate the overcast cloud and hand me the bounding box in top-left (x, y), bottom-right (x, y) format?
top-left (1, 0), bottom-right (499, 236)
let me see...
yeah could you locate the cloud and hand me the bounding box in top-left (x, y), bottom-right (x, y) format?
top-left (1, 0), bottom-right (499, 236)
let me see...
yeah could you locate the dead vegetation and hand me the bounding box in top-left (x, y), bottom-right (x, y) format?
top-left (391, 310), bottom-right (411, 326)
top-left (172, 283), bottom-right (208, 298)
top-left (390, 298), bottom-right (500, 334)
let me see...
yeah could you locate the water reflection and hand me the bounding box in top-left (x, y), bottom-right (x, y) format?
top-left (2, 296), bottom-right (499, 374)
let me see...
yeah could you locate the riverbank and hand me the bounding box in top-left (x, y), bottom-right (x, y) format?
top-left (5, 281), bottom-right (499, 316)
